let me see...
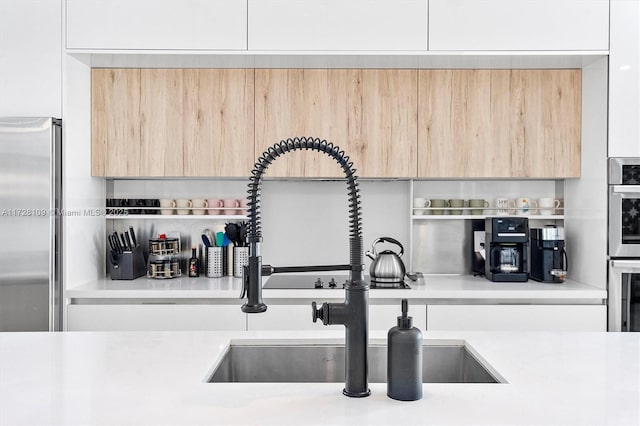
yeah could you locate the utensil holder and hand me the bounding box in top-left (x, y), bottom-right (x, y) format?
top-left (233, 247), bottom-right (249, 278)
top-left (110, 246), bottom-right (146, 280)
top-left (206, 247), bottom-right (224, 278)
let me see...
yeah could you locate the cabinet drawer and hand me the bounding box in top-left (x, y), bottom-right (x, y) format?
top-left (66, 0), bottom-right (247, 50)
top-left (427, 305), bottom-right (606, 332)
top-left (67, 304), bottom-right (246, 331)
top-left (246, 304), bottom-right (426, 331)
top-left (429, 0), bottom-right (609, 51)
top-left (248, 0), bottom-right (427, 51)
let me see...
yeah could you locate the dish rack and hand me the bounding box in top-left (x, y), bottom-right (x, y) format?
top-left (147, 235), bottom-right (181, 279)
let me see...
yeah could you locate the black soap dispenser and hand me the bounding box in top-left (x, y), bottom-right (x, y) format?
top-left (387, 299), bottom-right (423, 401)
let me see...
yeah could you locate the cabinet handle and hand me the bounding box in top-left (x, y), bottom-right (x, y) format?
top-left (612, 185), bottom-right (640, 194)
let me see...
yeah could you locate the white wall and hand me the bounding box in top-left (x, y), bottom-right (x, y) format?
top-left (112, 179), bottom-right (410, 272)
top-left (564, 57), bottom-right (608, 289)
top-left (62, 55), bottom-right (106, 291)
top-left (0, 0), bottom-right (62, 117)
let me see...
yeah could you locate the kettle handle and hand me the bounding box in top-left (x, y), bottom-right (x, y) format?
top-left (371, 237), bottom-right (404, 257)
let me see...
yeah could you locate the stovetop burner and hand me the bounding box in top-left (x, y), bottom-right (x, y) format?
top-left (262, 274), bottom-right (410, 289)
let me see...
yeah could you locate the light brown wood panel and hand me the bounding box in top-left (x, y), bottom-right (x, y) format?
top-left (91, 69), bottom-right (141, 176)
top-left (92, 68), bottom-right (254, 177)
top-left (183, 69), bottom-right (255, 177)
top-left (255, 69), bottom-right (418, 178)
top-left (418, 69), bottom-right (581, 178)
top-left (139, 69), bottom-right (184, 176)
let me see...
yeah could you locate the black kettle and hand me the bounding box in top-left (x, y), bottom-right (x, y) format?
top-left (365, 237), bottom-right (406, 284)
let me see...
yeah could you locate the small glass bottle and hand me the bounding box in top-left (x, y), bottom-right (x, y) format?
top-left (188, 247), bottom-right (200, 277)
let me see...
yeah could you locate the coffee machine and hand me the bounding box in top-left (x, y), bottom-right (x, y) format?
top-left (485, 217), bottom-right (529, 282)
top-left (530, 226), bottom-right (568, 283)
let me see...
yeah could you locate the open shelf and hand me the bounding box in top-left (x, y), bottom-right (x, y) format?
top-left (106, 214), bottom-right (247, 220)
top-left (412, 214), bottom-right (564, 220)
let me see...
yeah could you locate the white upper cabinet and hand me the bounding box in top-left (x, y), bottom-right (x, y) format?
top-left (248, 0), bottom-right (428, 51)
top-left (429, 0), bottom-right (609, 51)
top-left (608, 0), bottom-right (640, 157)
top-left (0, 0), bottom-right (62, 117)
top-left (66, 0), bottom-right (247, 50)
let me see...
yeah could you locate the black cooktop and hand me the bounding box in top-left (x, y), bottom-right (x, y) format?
top-left (263, 274), bottom-right (410, 289)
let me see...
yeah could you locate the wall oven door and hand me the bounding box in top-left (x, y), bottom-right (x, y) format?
top-left (609, 184), bottom-right (640, 257)
top-left (609, 158), bottom-right (640, 257)
top-left (608, 259), bottom-right (640, 331)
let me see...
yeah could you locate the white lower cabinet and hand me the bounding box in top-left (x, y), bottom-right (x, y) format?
top-left (67, 304), bottom-right (246, 331)
top-left (427, 305), bottom-right (606, 332)
top-left (247, 304), bottom-right (427, 331)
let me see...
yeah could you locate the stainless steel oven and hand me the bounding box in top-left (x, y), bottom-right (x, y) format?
top-left (609, 158), bottom-right (640, 257)
top-left (608, 259), bottom-right (640, 331)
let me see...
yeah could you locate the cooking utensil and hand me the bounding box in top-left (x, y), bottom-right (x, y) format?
top-left (112, 232), bottom-right (123, 254)
top-left (225, 223), bottom-right (240, 246)
top-left (216, 232), bottom-right (225, 247)
top-left (129, 226), bottom-right (137, 247)
top-left (124, 231), bottom-right (133, 251)
top-left (366, 237), bottom-right (406, 284)
top-left (239, 221), bottom-right (248, 247)
top-left (201, 234), bottom-right (212, 248)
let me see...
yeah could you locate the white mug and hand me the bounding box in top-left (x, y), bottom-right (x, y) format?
top-left (514, 197), bottom-right (538, 215)
top-left (175, 199), bottom-right (193, 215)
top-left (538, 197), bottom-right (561, 215)
top-left (159, 199), bottom-right (176, 215)
top-left (495, 198), bottom-right (515, 216)
top-left (191, 199), bottom-right (208, 215)
top-left (413, 197), bottom-right (431, 215)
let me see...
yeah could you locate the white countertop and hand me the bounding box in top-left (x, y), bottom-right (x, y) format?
top-left (66, 275), bottom-right (606, 302)
top-left (0, 330), bottom-right (637, 425)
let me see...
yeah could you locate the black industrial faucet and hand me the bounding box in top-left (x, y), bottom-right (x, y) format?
top-left (240, 137), bottom-right (370, 397)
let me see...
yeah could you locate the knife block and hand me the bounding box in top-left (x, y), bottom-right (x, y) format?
top-left (110, 246), bottom-right (146, 280)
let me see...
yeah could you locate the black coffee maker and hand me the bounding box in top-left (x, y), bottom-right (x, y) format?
top-left (485, 217), bottom-right (529, 282)
top-left (530, 226), bottom-right (568, 283)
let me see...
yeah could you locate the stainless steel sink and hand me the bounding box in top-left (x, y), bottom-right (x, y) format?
top-left (207, 343), bottom-right (503, 384)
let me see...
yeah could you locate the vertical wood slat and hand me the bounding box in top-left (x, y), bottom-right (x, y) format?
top-left (182, 69), bottom-right (255, 177)
top-left (419, 69), bottom-right (581, 178)
top-left (91, 68), bottom-right (141, 177)
top-left (255, 69), bottom-right (418, 178)
top-left (92, 68), bottom-right (254, 177)
top-left (140, 69), bottom-right (184, 177)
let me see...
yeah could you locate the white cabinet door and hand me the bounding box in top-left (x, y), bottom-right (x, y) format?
top-left (427, 305), bottom-right (606, 331)
top-left (608, 0), bottom-right (640, 157)
top-left (66, 0), bottom-right (247, 50)
top-left (429, 0), bottom-right (609, 51)
top-left (67, 305), bottom-right (247, 331)
top-left (248, 0), bottom-right (428, 51)
top-left (0, 0), bottom-right (62, 117)
top-left (247, 304), bottom-right (426, 331)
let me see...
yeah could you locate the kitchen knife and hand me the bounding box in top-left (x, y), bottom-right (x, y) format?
top-left (119, 233), bottom-right (128, 251)
top-left (129, 226), bottom-right (137, 247)
top-left (108, 235), bottom-right (116, 252)
top-left (124, 231), bottom-right (133, 251)
top-left (112, 233), bottom-right (123, 254)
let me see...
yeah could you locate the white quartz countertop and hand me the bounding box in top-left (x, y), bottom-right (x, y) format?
top-left (0, 330), bottom-right (638, 425)
top-left (66, 275), bottom-right (606, 302)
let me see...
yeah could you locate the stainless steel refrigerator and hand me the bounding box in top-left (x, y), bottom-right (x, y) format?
top-left (0, 117), bottom-right (62, 331)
